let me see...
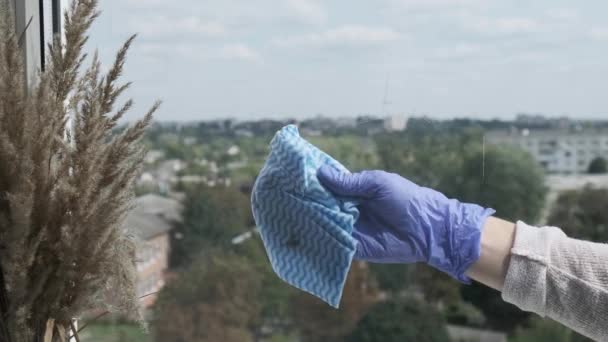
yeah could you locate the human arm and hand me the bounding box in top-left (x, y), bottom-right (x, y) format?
top-left (498, 221), bottom-right (608, 341)
top-left (318, 166), bottom-right (608, 341)
top-left (462, 216), bottom-right (608, 341)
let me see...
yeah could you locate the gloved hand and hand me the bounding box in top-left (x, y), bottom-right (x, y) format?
top-left (317, 166), bottom-right (495, 283)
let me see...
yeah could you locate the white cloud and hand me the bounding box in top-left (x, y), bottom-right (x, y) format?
top-left (131, 15), bottom-right (226, 38)
top-left (139, 41), bottom-right (261, 63)
top-left (388, 0), bottom-right (482, 10)
top-left (545, 8), bottom-right (578, 21)
top-left (463, 16), bottom-right (542, 35)
top-left (494, 18), bottom-right (541, 34)
top-left (219, 44), bottom-right (261, 62)
top-left (433, 43), bottom-right (484, 60)
top-left (125, 0), bottom-right (168, 7)
top-left (286, 0), bottom-right (327, 24)
top-left (274, 26), bottom-right (400, 48)
top-left (590, 27), bottom-right (608, 41)
top-left (139, 42), bottom-right (203, 59)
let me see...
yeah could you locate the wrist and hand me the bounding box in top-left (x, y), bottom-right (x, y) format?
top-left (427, 201), bottom-right (495, 283)
top-left (465, 217), bottom-right (516, 291)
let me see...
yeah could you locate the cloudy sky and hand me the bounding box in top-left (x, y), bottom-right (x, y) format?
top-left (89, 0), bottom-right (608, 122)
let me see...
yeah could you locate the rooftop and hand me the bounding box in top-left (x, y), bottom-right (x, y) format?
top-left (125, 194), bottom-right (183, 240)
top-left (546, 174), bottom-right (608, 192)
top-left (486, 128), bottom-right (608, 139)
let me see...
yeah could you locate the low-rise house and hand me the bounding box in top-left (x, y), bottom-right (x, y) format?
top-left (226, 145), bottom-right (240, 156)
top-left (125, 194), bottom-right (182, 308)
top-left (144, 150), bottom-right (165, 164)
top-left (384, 114), bottom-right (408, 132)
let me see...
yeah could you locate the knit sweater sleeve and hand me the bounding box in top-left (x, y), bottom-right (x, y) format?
top-left (502, 221), bottom-right (608, 341)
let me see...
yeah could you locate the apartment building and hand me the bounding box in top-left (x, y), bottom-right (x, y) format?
top-left (487, 129), bottom-right (608, 174)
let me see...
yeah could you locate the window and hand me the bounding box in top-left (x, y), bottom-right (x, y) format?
top-left (55, 1), bottom-right (608, 341)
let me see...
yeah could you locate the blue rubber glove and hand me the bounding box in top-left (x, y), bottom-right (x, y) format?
top-left (317, 166), bottom-right (495, 283)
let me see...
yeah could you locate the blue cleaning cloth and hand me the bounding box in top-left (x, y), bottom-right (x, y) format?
top-left (251, 125), bottom-right (359, 308)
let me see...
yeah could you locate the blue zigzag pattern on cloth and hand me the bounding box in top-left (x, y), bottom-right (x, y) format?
top-left (251, 125), bottom-right (359, 307)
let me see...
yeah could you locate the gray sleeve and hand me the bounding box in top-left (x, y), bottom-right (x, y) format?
top-left (502, 221), bottom-right (608, 341)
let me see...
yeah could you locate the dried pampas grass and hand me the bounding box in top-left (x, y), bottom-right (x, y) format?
top-left (0, 0), bottom-right (158, 340)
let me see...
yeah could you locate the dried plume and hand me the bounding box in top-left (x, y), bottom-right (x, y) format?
top-left (0, 0), bottom-right (159, 340)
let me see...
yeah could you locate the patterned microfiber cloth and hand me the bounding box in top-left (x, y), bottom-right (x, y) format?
top-left (251, 125), bottom-right (359, 308)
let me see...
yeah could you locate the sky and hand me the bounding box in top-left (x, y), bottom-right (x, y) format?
top-left (88, 0), bottom-right (608, 122)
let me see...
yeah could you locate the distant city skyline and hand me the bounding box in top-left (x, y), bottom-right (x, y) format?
top-left (90, 1), bottom-right (608, 122)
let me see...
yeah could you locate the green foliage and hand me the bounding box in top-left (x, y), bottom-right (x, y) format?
top-left (456, 145), bottom-right (547, 223)
top-left (548, 186), bottom-right (608, 242)
top-left (369, 264), bottom-right (414, 293)
top-left (236, 238), bottom-right (297, 320)
top-left (460, 282), bottom-right (530, 332)
top-left (290, 262), bottom-right (379, 341)
top-left (154, 253), bottom-right (262, 342)
top-left (510, 318), bottom-right (592, 342)
top-left (171, 185), bottom-right (251, 267)
top-left (307, 135), bottom-right (379, 171)
top-left (267, 333), bottom-right (299, 342)
top-left (80, 322), bottom-right (150, 342)
top-left (444, 301), bottom-right (486, 327)
top-left (415, 266), bottom-right (462, 306)
top-left (588, 157), bottom-right (607, 174)
top-left (349, 298), bottom-right (450, 342)
top-left (167, 182), bottom-right (296, 324)
top-left (375, 131), bottom-right (478, 191)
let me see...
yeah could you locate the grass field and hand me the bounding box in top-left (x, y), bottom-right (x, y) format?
top-left (79, 322), bottom-right (152, 342)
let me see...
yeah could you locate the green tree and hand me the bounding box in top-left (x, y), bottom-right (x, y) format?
top-left (236, 237), bottom-right (297, 323)
top-left (349, 298), bottom-right (450, 342)
top-left (170, 183), bottom-right (296, 335)
top-left (547, 186), bottom-right (608, 242)
top-left (308, 135), bottom-right (379, 171)
top-left (290, 261), bottom-right (379, 341)
top-left (415, 266), bottom-right (462, 306)
top-left (456, 145), bottom-right (547, 223)
top-left (375, 131), bottom-right (477, 192)
top-left (369, 264), bottom-right (414, 293)
top-left (171, 185), bottom-right (251, 267)
top-left (154, 253), bottom-right (262, 342)
top-left (510, 318), bottom-right (591, 342)
top-left (588, 157), bottom-right (607, 174)
top-left (460, 282), bottom-right (530, 332)
top-left (444, 301), bottom-right (486, 327)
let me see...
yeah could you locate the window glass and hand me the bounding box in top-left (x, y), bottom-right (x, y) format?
top-left (46, 1), bottom-right (608, 341)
